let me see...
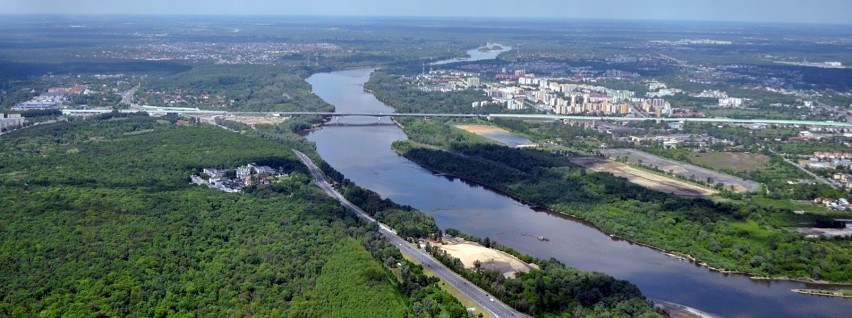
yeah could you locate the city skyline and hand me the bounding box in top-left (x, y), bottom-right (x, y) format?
top-left (1, 0), bottom-right (851, 25)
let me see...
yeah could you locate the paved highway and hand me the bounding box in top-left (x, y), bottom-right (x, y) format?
top-left (61, 108), bottom-right (852, 128)
top-left (293, 149), bottom-right (527, 318)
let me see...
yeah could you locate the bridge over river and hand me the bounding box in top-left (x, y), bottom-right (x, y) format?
top-left (62, 108), bottom-right (852, 128)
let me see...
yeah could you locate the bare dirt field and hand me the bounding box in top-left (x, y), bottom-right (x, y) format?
top-left (436, 239), bottom-right (538, 278)
top-left (456, 124), bottom-right (509, 134)
top-left (601, 149), bottom-right (761, 193)
top-left (570, 157), bottom-right (717, 196)
top-left (689, 152), bottom-right (770, 172)
top-left (226, 115), bottom-right (290, 126)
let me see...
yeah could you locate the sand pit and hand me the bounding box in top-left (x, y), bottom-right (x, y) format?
top-left (227, 115), bottom-right (290, 126)
top-left (436, 240), bottom-right (538, 278)
top-left (456, 124), bottom-right (510, 134)
top-left (570, 157), bottom-right (717, 196)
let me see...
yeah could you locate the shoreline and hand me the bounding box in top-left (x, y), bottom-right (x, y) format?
top-left (391, 145), bottom-right (546, 210)
top-left (393, 142), bottom-right (852, 289)
top-left (791, 288), bottom-right (852, 298)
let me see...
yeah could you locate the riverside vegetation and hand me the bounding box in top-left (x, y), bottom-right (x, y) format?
top-left (426, 230), bottom-right (663, 318)
top-left (391, 118), bottom-right (852, 283)
top-left (316, 150), bottom-right (663, 317)
top-left (269, 116), bottom-right (663, 315)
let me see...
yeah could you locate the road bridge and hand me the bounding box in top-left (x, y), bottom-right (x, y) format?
top-left (61, 108), bottom-right (852, 128)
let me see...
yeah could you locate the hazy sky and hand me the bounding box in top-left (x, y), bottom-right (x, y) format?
top-left (2, 0), bottom-right (850, 24)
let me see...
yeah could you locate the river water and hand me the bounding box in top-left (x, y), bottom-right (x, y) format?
top-left (305, 53), bottom-right (850, 317)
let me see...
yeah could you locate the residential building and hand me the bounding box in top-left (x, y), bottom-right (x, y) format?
top-left (0, 113), bottom-right (26, 131)
top-left (719, 97), bottom-right (744, 108)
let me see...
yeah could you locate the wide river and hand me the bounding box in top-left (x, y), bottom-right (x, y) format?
top-left (306, 52), bottom-right (850, 318)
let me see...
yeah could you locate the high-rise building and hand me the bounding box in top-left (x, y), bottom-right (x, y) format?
top-left (466, 77), bottom-right (480, 87)
top-left (507, 99), bottom-right (525, 110)
top-left (619, 103), bottom-right (630, 115)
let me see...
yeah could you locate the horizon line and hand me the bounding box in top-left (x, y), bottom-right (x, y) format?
top-left (0, 13), bottom-right (849, 26)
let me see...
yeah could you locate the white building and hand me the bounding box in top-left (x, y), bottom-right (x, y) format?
top-left (0, 113), bottom-right (25, 131)
top-left (718, 97), bottom-right (744, 108)
top-left (507, 99), bottom-right (525, 110)
top-left (236, 166), bottom-right (252, 179)
top-left (203, 168), bottom-right (224, 178)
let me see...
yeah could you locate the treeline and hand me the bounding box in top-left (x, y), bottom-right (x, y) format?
top-left (361, 230), bottom-right (472, 318)
top-left (393, 119), bottom-right (852, 283)
top-left (141, 64), bottom-right (333, 112)
top-left (318, 160), bottom-right (439, 238)
top-left (424, 237), bottom-right (663, 317)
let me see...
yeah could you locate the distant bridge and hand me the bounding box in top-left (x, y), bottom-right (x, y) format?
top-left (61, 108), bottom-right (852, 128)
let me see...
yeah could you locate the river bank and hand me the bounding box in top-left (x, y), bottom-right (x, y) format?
top-left (391, 139), bottom-right (852, 289)
top-left (306, 67), bottom-right (852, 317)
top-left (792, 288), bottom-right (852, 298)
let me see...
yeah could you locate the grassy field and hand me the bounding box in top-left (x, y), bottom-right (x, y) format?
top-left (750, 197), bottom-right (840, 215)
top-left (689, 152), bottom-right (771, 172)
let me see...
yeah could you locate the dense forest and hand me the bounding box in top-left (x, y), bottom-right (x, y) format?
top-left (392, 119), bottom-right (852, 283)
top-left (0, 116), bottom-right (467, 317)
top-left (140, 64), bottom-right (334, 112)
top-left (425, 232), bottom-right (664, 317)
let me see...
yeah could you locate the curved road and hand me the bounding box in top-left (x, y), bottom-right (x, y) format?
top-left (293, 149), bottom-right (527, 318)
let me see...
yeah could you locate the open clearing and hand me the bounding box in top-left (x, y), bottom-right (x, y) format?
top-left (456, 124), bottom-right (510, 134)
top-left (456, 124), bottom-right (536, 148)
top-left (226, 114), bottom-right (290, 126)
top-left (601, 149), bottom-right (761, 193)
top-left (570, 157), bottom-right (717, 196)
top-left (689, 152), bottom-right (770, 172)
top-left (436, 239), bottom-right (538, 278)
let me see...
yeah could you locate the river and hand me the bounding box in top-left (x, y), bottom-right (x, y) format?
top-left (305, 51), bottom-right (851, 317)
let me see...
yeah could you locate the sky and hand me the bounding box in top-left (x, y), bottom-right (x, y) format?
top-left (1, 0), bottom-right (850, 24)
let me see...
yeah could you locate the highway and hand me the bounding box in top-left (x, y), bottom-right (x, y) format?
top-left (292, 149), bottom-right (528, 318)
top-left (61, 108), bottom-right (852, 128)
